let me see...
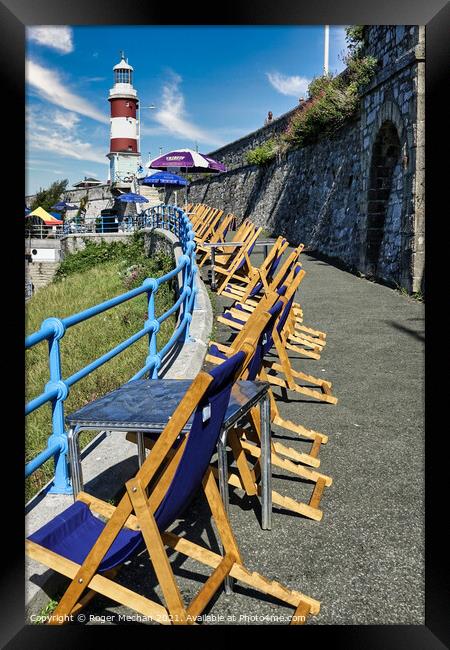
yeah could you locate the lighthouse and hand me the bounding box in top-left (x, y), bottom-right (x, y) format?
top-left (106, 52), bottom-right (141, 188)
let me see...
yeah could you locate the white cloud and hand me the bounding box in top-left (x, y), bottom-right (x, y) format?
top-left (27, 26), bottom-right (74, 54)
top-left (147, 72), bottom-right (224, 147)
top-left (26, 106), bottom-right (106, 165)
top-left (267, 71), bottom-right (311, 97)
top-left (53, 110), bottom-right (80, 130)
top-left (26, 59), bottom-right (108, 124)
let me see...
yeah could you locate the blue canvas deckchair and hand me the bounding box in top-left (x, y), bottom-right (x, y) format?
top-left (218, 263), bottom-right (337, 403)
top-left (26, 349), bottom-right (319, 625)
top-left (219, 263), bottom-right (326, 360)
top-left (206, 294), bottom-right (332, 522)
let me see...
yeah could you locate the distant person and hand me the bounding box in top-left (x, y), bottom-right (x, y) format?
top-left (265, 111), bottom-right (273, 125)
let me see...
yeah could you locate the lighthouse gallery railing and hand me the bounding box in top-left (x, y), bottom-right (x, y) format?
top-left (25, 205), bottom-right (197, 495)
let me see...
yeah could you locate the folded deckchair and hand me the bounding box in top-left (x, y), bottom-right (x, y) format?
top-left (225, 244), bottom-right (327, 346)
top-left (219, 260), bottom-right (330, 364)
top-left (196, 213), bottom-right (237, 268)
top-left (213, 225), bottom-right (262, 295)
top-left (220, 236), bottom-right (289, 301)
top-left (194, 208), bottom-right (223, 242)
top-left (205, 296), bottom-right (333, 521)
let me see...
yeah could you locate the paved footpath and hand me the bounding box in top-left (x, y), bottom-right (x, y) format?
top-left (61, 249), bottom-right (425, 626)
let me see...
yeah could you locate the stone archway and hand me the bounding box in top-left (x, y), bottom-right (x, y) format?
top-left (366, 120), bottom-right (403, 279)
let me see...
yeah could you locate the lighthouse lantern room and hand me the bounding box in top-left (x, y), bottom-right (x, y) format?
top-left (106, 52), bottom-right (141, 188)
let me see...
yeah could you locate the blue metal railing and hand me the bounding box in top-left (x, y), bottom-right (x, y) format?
top-left (25, 204), bottom-right (197, 494)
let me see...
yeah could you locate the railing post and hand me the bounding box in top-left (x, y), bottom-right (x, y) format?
top-left (144, 279), bottom-right (160, 379)
top-left (45, 318), bottom-right (72, 494)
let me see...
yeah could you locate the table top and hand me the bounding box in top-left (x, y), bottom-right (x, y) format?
top-left (66, 379), bottom-right (269, 432)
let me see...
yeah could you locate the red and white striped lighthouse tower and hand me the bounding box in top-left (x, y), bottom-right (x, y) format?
top-left (106, 52), bottom-right (141, 188)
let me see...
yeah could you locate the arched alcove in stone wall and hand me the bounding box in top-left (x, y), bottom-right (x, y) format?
top-left (366, 120), bottom-right (402, 278)
top-left (360, 98), bottom-right (414, 287)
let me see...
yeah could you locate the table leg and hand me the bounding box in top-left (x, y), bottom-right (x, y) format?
top-left (211, 248), bottom-right (216, 291)
top-left (217, 428), bottom-right (234, 594)
top-left (68, 426), bottom-right (83, 499)
top-left (137, 431), bottom-right (146, 467)
top-left (260, 393), bottom-right (272, 530)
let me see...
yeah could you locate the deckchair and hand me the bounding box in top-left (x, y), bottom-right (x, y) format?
top-left (196, 213), bottom-right (237, 268)
top-left (220, 236), bottom-right (289, 302)
top-left (212, 218), bottom-right (254, 261)
top-left (209, 291), bottom-right (330, 464)
top-left (194, 209), bottom-right (223, 243)
top-left (26, 351), bottom-right (320, 625)
top-left (214, 225), bottom-right (262, 295)
top-left (258, 266), bottom-right (337, 403)
top-left (205, 296), bottom-right (333, 521)
top-left (218, 262), bottom-right (329, 363)
top-left (225, 244), bottom-right (327, 346)
top-left (194, 208), bottom-right (223, 242)
top-left (192, 206), bottom-right (220, 238)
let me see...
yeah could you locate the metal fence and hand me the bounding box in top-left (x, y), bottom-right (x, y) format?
top-left (25, 204), bottom-right (197, 494)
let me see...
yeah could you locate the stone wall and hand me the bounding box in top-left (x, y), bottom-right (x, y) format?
top-left (173, 25), bottom-right (425, 292)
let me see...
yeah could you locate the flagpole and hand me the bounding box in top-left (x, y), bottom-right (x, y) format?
top-left (324, 25), bottom-right (330, 75)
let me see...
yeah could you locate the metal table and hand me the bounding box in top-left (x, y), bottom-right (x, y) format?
top-left (66, 379), bottom-right (272, 531)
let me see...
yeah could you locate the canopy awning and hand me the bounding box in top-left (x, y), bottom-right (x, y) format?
top-left (28, 206), bottom-right (63, 225)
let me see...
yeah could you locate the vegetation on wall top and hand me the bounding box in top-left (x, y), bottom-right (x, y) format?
top-left (245, 26), bottom-right (377, 165)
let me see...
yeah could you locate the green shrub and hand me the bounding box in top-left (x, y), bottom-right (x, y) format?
top-left (283, 47), bottom-right (377, 147)
top-left (245, 139), bottom-right (279, 166)
top-left (345, 25), bottom-right (366, 56)
top-left (54, 232), bottom-right (173, 286)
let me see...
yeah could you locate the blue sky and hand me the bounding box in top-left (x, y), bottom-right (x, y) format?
top-left (26, 25), bottom-right (349, 195)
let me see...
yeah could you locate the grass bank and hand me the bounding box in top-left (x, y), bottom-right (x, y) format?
top-left (25, 235), bottom-right (175, 501)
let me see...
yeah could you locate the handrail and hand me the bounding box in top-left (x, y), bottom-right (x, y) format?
top-left (25, 204), bottom-right (197, 494)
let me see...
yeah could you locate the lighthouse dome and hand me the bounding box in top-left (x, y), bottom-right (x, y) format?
top-left (113, 58), bottom-right (133, 71)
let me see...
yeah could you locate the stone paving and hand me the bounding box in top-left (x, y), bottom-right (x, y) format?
top-left (31, 248), bottom-right (424, 626)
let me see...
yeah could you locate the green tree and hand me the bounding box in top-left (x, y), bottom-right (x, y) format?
top-left (30, 179), bottom-right (69, 212)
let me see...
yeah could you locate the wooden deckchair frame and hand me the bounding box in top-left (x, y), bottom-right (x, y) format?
top-left (218, 260), bottom-right (330, 364)
top-left (214, 226), bottom-right (263, 295)
top-left (213, 218), bottom-right (254, 260)
top-left (203, 293), bottom-right (333, 521)
top-left (194, 208), bottom-right (223, 242)
top-left (221, 237), bottom-right (292, 301)
top-left (26, 343), bottom-right (319, 625)
top-left (188, 204), bottom-right (209, 229)
top-left (246, 268), bottom-right (337, 403)
top-left (194, 209), bottom-right (223, 244)
top-left (208, 283), bottom-right (331, 450)
top-left (196, 213), bottom-right (237, 268)
top-left (223, 244), bottom-right (302, 304)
